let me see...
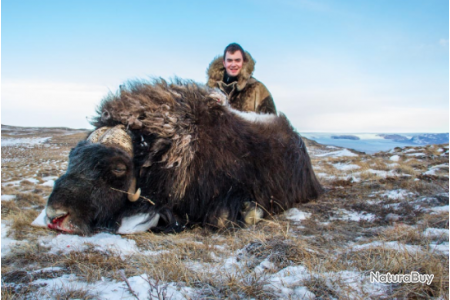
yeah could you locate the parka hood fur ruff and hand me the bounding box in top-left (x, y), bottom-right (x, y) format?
top-left (207, 51), bottom-right (255, 91)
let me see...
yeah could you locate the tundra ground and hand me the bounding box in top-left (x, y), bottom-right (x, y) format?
top-left (1, 125), bottom-right (448, 299)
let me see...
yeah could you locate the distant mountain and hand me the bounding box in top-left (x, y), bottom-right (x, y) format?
top-left (410, 133), bottom-right (449, 145)
top-left (377, 134), bottom-right (409, 141)
top-left (331, 135), bottom-right (360, 140)
top-left (378, 133), bottom-right (449, 145)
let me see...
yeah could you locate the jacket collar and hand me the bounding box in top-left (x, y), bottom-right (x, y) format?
top-left (206, 51), bottom-right (255, 91)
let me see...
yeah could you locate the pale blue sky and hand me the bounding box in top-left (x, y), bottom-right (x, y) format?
top-left (2, 0), bottom-right (449, 132)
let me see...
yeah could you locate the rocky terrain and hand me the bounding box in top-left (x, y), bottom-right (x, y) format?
top-left (1, 125), bottom-right (449, 299)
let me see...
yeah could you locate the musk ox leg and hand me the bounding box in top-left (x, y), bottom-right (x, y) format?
top-left (205, 207), bottom-right (231, 229)
top-left (241, 201), bottom-right (264, 225)
top-left (203, 192), bottom-right (260, 229)
top-left (216, 208), bottom-right (230, 229)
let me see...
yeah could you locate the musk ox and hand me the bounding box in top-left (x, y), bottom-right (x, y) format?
top-left (45, 79), bottom-right (322, 235)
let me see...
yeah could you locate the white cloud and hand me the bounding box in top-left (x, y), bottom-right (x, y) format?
top-left (2, 80), bottom-right (109, 128)
top-left (1, 53), bottom-right (448, 133)
top-left (290, 107), bottom-right (448, 132)
top-left (257, 56), bottom-right (448, 132)
top-left (439, 38), bottom-right (449, 47)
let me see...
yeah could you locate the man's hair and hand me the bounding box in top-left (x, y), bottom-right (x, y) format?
top-left (223, 43), bottom-right (248, 62)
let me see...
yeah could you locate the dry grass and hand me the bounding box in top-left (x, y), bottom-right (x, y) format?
top-left (41, 284), bottom-right (99, 300)
top-left (301, 276), bottom-right (339, 300)
top-left (9, 210), bottom-right (43, 240)
top-left (1, 186), bottom-right (19, 195)
top-left (62, 248), bottom-right (133, 283)
top-left (1, 283), bottom-right (40, 300)
top-left (339, 247), bottom-right (449, 299)
top-left (1, 201), bottom-right (20, 218)
top-left (421, 211), bottom-right (449, 229)
top-left (379, 224), bottom-right (424, 245)
top-left (135, 252), bottom-right (197, 284)
top-left (15, 192), bottom-right (46, 207)
top-left (196, 271), bottom-right (276, 299)
top-left (359, 171), bottom-right (383, 181)
top-left (369, 157), bottom-right (391, 171)
top-left (402, 179), bottom-right (447, 195)
top-left (1, 126), bottom-right (448, 299)
top-left (394, 163), bottom-right (419, 176)
top-left (241, 236), bottom-right (323, 270)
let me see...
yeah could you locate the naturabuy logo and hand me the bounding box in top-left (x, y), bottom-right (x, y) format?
top-left (370, 271), bottom-right (434, 285)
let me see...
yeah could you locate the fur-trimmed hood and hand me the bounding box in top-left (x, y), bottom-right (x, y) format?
top-left (206, 51), bottom-right (256, 91)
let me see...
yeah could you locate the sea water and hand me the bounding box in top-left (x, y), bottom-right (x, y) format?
top-left (301, 133), bottom-right (418, 154)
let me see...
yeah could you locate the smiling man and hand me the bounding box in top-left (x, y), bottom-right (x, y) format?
top-left (206, 43), bottom-right (277, 114)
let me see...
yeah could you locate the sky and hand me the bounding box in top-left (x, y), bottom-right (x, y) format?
top-left (2, 0), bottom-right (449, 133)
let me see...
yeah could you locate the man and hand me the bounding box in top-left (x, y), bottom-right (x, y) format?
top-left (206, 43), bottom-right (276, 114)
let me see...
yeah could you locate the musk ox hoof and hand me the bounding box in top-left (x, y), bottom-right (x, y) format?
top-left (207, 208), bottom-right (230, 229)
top-left (241, 202), bottom-right (264, 225)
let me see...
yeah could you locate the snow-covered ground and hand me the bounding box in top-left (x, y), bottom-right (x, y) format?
top-left (2, 126), bottom-right (449, 299)
top-left (1, 137), bottom-right (51, 147)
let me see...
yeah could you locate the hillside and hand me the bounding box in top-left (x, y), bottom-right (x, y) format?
top-left (1, 125), bottom-right (448, 299)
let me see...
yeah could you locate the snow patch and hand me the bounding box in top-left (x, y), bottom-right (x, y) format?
top-left (39, 232), bottom-right (140, 259)
top-left (381, 189), bottom-right (412, 200)
top-left (423, 228), bottom-right (449, 238)
top-left (406, 152), bottom-right (426, 157)
top-left (430, 205), bottom-right (449, 213)
top-left (32, 267), bottom-right (64, 274)
top-left (351, 241), bottom-right (422, 254)
top-left (366, 169), bottom-right (397, 178)
top-left (284, 208), bottom-right (312, 222)
top-left (31, 273), bottom-right (194, 300)
top-left (389, 155), bottom-right (400, 161)
top-left (1, 195), bottom-right (16, 201)
top-left (2, 221), bottom-right (29, 257)
top-left (316, 149), bottom-right (358, 157)
top-left (331, 209), bottom-right (375, 222)
top-left (41, 180), bottom-right (55, 187)
top-left (429, 242), bottom-right (449, 255)
top-left (316, 172), bottom-right (336, 180)
top-left (2, 137), bottom-right (51, 147)
top-left (332, 163), bottom-right (361, 171)
top-left (423, 163), bottom-right (449, 175)
top-left (22, 177), bottom-right (39, 184)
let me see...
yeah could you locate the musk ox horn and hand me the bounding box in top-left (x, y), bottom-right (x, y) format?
top-left (87, 127), bottom-right (111, 143)
top-left (127, 177), bottom-right (141, 202)
top-left (87, 125), bottom-right (133, 156)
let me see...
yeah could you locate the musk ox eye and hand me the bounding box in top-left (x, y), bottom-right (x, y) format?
top-left (111, 163), bottom-right (127, 176)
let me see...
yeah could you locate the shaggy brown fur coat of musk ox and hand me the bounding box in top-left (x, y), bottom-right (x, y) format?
top-left (90, 79), bottom-right (323, 229)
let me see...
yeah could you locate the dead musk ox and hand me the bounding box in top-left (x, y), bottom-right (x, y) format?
top-left (45, 79), bottom-right (322, 235)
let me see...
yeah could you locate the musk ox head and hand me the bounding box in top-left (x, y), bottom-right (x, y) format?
top-left (45, 125), bottom-right (157, 235)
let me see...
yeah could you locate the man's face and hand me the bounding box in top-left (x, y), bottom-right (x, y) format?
top-left (223, 51), bottom-right (244, 77)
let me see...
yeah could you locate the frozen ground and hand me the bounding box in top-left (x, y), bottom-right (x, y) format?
top-left (1, 125), bottom-right (449, 299)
